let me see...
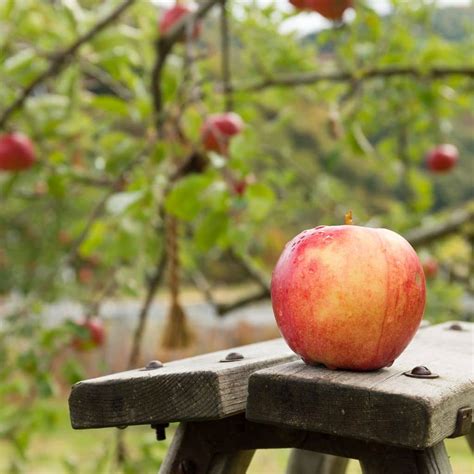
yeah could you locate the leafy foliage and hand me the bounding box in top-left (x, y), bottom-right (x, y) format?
top-left (0, 0), bottom-right (473, 470)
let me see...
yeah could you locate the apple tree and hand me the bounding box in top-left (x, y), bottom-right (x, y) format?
top-left (0, 0), bottom-right (472, 470)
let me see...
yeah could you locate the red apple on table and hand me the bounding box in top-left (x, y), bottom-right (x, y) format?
top-left (201, 112), bottom-right (244, 155)
top-left (72, 319), bottom-right (105, 351)
top-left (289, 0), bottom-right (353, 20)
top-left (0, 133), bottom-right (36, 172)
top-left (271, 212), bottom-right (426, 371)
top-left (425, 144), bottom-right (459, 173)
top-left (422, 257), bottom-right (438, 279)
top-left (159, 4), bottom-right (201, 40)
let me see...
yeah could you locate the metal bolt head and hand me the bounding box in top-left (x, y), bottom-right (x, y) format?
top-left (151, 423), bottom-right (169, 441)
top-left (145, 360), bottom-right (163, 370)
top-left (403, 365), bottom-right (439, 379)
top-left (412, 366), bottom-right (431, 376)
top-left (448, 323), bottom-right (463, 331)
top-left (220, 352), bottom-right (244, 363)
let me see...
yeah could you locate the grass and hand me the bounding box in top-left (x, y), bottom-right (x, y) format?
top-left (0, 399), bottom-right (472, 473)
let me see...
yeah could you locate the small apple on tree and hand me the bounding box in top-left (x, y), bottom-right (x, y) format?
top-left (201, 112), bottom-right (244, 155)
top-left (159, 3), bottom-right (201, 41)
top-left (0, 133), bottom-right (36, 172)
top-left (77, 266), bottom-right (94, 285)
top-left (271, 212), bottom-right (426, 371)
top-left (289, 0), bottom-right (353, 21)
top-left (231, 174), bottom-right (256, 197)
top-left (422, 257), bottom-right (439, 279)
top-left (425, 144), bottom-right (459, 173)
top-left (72, 319), bottom-right (105, 351)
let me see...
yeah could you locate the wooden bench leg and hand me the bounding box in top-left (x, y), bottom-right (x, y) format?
top-left (209, 451), bottom-right (255, 474)
top-left (159, 418), bottom-right (258, 474)
top-left (287, 450), bottom-right (348, 474)
top-left (466, 430), bottom-right (474, 452)
top-left (359, 441), bottom-right (452, 474)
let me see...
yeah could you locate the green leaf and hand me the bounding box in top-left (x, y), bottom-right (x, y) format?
top-left (165, 175), bottom-right (213, 220)
top-left (246, 183), bottom-right (275, 220)
top-left (195, 211), bottom-right (229, 251)
top-left (89, 95), bottom-right (129, 117)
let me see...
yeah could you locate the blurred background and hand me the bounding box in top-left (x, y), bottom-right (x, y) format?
top-left (0, 0), bottom-right (473, 472)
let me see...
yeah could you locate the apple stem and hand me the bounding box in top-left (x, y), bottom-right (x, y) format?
top-left (344, 210), bottom-right (353, 225)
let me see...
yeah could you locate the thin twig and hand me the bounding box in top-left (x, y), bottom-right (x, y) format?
top-left (0, 0), bottom-right (136, 129)
top-left (230, 251), bottom-right (270, 292)
top-left (127, 250), bottom-right (167, 368)
top-left (67, 150), bottom-right (146, 261)
top-left (220, 0), bottom-right (232, 111)
top-left (216, 288), bottom-right (270, 316)
top-left (229, 66), bottom-right (474, 93)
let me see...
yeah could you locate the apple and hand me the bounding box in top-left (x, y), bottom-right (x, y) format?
top-left (0, 133), bottom-right (36, 172)
top-left (231, 174), bottom-right (255, 196)
top-left (58, 230), bottom-right (73, 246)
top-left (422, 257), bottom-right (438, 279)
top-left (201, 112), bottom-right (244, 154)
top-left (159, 4), bottom-right (201, 40)
top-left (72, 319), bottom-right (105, 351)
top-left (271, 214), bottom-right (426, 371)
top-left (77, 266), bottom-right (94, 284)
top-left (233, 179), bottom-right (248, 197)
top-left (289, 0), bottom-right (353, 20)
top-left (426, 144), bottom-right (459, 173)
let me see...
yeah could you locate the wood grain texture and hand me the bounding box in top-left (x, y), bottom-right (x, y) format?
top-left (247, 322), bottom-right (474, 449)
top-left (69, 338), bottom-right (296, 428)
top-left (286, 450), bottom-right (348, 474)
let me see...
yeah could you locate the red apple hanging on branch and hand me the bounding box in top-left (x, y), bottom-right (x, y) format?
top-left (0, 132), bottom-right (36, 172)
top-left (72, 319), bottom-right (105, 351)
top-left (289, 0), bottom-right (353, 21)
top-left (425, 144), bottom-right (459, 173)
top-left (422, 257), bottom-right (438, 279)
top-left (159, 3), bottom-right (201, 41)
top-left (201, 112), bottom-right (244, 155)
top-left (271, 211), bottom-right (426, 371)
top-left (231, 174), bottom-right (256, 197)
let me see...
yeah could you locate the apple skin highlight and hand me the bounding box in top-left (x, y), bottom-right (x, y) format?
top-left (271, 225), bottom-right (426, 371)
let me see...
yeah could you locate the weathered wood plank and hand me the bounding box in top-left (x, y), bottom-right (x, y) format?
top-left (69, 338), bottom-right (296, 429)
top-left (286, 450), bottom-right (348, 474)
top-left (247, 322), bottom-right (474, 449)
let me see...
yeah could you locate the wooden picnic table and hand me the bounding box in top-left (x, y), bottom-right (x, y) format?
top-left (69, 321), bottom-right (473, 473)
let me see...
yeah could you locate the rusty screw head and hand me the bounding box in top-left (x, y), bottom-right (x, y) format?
top-left (448, 323), bottom-right (463, 331)
top-left (404, 365), bottom-right (439, 379)
top-left (220, 352), bottom-right (244, 363)
top-left (144, 360), bottom-right (163, 370)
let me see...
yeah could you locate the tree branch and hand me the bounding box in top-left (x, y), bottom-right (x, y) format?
top-left (216, 287), bottom-right (270, 316)
top-left (220, 0), bottom-right (233, 111)
top-left (151, 0), bottom-right (221, 135)
top-left (0, 0), bottom-right (136, 129)
top-left (127, 250), bottom-right (167, 368)
top-left (405, 206), bottom-right (473, 248)
top-left (230, 66), bottom-right (474, 93)
top-left (211, 204), bottom-right (474, 317)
